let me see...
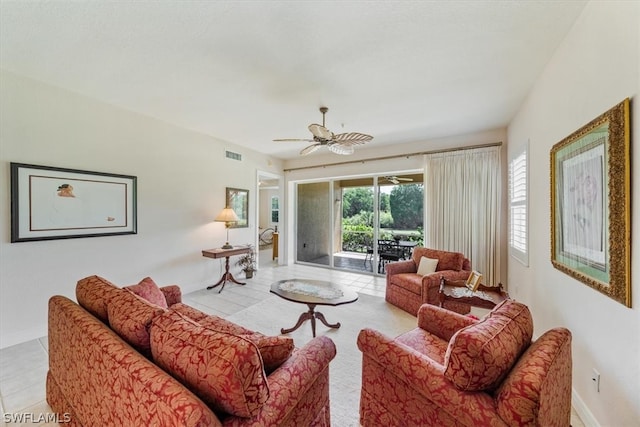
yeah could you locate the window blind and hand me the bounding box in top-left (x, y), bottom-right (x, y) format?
top-left (509, 149), bottom-right (528, 265)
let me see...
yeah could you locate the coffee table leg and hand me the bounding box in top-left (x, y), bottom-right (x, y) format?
top-left (315, 311), bottom-right (341, 330)
top-left (281, 308), bottom-right (314, 336)
top-left (281, 304), bottom-right (341, 338)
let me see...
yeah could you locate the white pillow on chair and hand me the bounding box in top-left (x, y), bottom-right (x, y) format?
top-left (417, 256), bottom-right (439, 276)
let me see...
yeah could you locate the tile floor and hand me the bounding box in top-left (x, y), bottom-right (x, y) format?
top-left (0, 257), bottom-right (585, 426)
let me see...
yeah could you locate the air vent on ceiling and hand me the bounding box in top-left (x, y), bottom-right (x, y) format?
top-left (225, 150), bottom-right (242, 161)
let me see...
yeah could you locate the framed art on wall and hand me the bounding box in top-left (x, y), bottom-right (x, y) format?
top-left (226, 187), bottom-right (248, 228)
top-left (550, 98), bottom-right (631, 307)
top-left (11, 163), bottom-right (137, 242)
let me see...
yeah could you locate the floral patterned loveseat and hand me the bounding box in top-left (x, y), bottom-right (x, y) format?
top-left (47, 275), bottom-right (336, 426)
top-left (385, 247), bottom-right (472, 316)
top-left (357, 300), bottom-right (572, 426)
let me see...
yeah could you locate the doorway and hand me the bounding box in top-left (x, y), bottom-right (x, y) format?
top-left (257, 171), bottom-right (283, 268)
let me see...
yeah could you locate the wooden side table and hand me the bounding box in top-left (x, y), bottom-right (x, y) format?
top-left (202, 246), bottom-right (251, 293)
top-left (438, 277), bottom-right (509, 310)
top-left (272, 232), bottom-right (279, 260)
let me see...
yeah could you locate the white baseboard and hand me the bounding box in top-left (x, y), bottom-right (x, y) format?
top-left (572, 388), bottom-right (600, 427)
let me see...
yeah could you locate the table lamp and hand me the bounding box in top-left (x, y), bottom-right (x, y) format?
top-left (215, 207), bottom-right (239, 249)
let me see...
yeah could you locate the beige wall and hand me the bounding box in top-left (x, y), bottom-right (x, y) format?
top-left (0, 70), bottom-right (283, 348)
top-left (258, 187), bottom-right (279, 230)
top-left (507, 1), bottom-right (639, 425)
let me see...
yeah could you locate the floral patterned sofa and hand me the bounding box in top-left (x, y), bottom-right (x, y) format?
top-left (47, 275), bottom-right (336, 426)
top-left (385, 247), bottom-right (472, 316)
top-left (357, 300), bottom-right (572, 426)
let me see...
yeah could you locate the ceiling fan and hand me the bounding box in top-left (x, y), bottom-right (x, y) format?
top-left (273, 107), bottom-right (373, 156)
top-left (382, 176), bottom-right (414, 185)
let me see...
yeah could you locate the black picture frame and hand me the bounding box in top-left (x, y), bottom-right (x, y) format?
top-left (11, 163), bottom-right (137, 242)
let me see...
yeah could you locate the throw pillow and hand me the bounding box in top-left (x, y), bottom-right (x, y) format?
top-left (107, 289), bottom-right (166, 357)
top-left (124, 277), bottom-right (168, 309)
top-left (417, 256), bottom-right (439, 276)
top-left (443, 299), bottom-right (533, 391)
top-left (171, 303), bottom-right (249, 334)
top-left (171, 303), bottom-right (295, 373)
top-left (76, 275), bottom-right (123, 323)
top-left (239, 334), bottom-right (295, 374)
top-left (150, 310), bottom-right (269, 418)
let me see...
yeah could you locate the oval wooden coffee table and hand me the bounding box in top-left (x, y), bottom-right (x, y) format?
top-left (270, 279), bottom-right (359, 337)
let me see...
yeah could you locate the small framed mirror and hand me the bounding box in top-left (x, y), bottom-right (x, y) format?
top-left (226, 187), bottom-right (248, 228)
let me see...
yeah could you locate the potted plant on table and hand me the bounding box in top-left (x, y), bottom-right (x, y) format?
top-left (235, 245), bottom-right (257, 279)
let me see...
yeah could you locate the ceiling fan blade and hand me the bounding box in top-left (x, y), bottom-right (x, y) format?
top-left (273, 138), bottom-right (315, 142)
top-left (308, 124), bottom-right (333, 140)
top-left (332, 132), bottom-right (373, 144)
top-left (300, 144), bottom-right (322, 156)
top-left (384, 176), bottom-right (414, 184)
top-left (328, 143), bottom-right (354, 155)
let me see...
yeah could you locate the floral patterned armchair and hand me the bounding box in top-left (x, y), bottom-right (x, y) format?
top-left (385, 247), bottom-right (472, 316)
top-left (357, 300), bottom-right (572, 427)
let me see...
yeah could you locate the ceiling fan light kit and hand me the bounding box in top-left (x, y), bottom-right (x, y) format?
top-left (274, 106), bottom-right (373, 156)
top-left (328, 143), bottom-right (354, 155)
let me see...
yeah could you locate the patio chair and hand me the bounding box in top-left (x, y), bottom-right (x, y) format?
top-left (363, 246), bottom-right (374, 270)
top-left (378, 240), bottom-right (402, 273)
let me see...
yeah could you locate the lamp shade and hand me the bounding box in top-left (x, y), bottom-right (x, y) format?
top-left (215, 207), bottom-right (239, 223)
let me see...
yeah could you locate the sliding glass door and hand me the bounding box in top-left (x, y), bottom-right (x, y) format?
top-left (377, 175), bottom-right (424, 273)
top-left (337, 178), bottom-right (375, 272)
top-left (296, 173), bottom-right (423, 274)
top-left (296, 182), bottom-right (331, 266)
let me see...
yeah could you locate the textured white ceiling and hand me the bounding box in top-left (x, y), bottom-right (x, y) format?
top-left (0, 1), bottom-right (587, 160)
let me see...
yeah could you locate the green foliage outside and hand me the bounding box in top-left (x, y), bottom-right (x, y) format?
top-left (390, 184), bottom-right (424, 229)
top-left (342, 187), bottom-right (373, 218)
top-left (341, 184), bottom-right (424, 253)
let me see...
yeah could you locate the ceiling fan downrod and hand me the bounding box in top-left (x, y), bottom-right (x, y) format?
top-left (319, 106), bottom-right (328, 127)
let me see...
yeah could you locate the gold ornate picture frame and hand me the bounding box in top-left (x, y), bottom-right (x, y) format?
top-left (550, 98), bottom-right (631, 307)
top-left (465, 270), bottom-right (482, 292)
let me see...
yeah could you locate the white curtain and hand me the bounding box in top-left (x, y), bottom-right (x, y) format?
top-left (424, 146), bottom-right (501, 285)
